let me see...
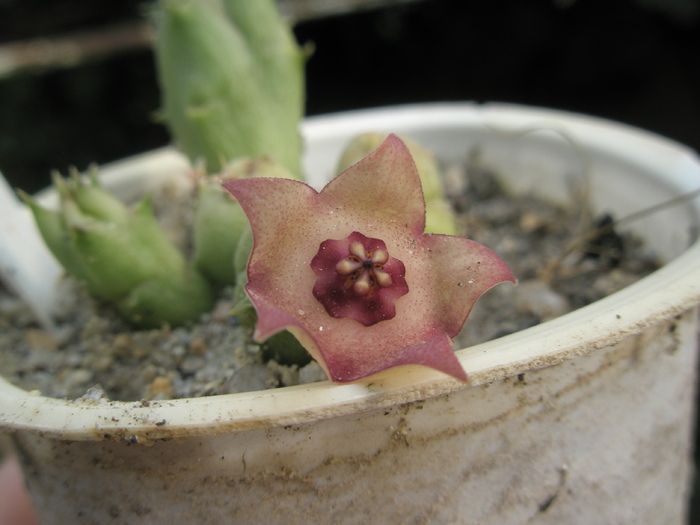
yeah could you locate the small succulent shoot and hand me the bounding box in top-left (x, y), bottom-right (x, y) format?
top-left (223, 135), bottom-right (516, 383)
top-left (192, 155), bottom-right (312, 366)
top-left (21, 169), bottom-right (215, 328)
top-left (193, 177), bottom-right (247, 287)
top-left (193, 156), bottom-right (300, 287)
top-left (154, 0), bottom-right (306, 176)
top-left (337, 132), bottom-right (458, 236)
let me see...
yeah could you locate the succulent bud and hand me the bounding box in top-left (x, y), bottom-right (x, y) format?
top-left (425, 199), bottom-right (458, 236)
top-left (336, 132), bottom-right (457, 235)
top-left (21, 170), bottom-right (214, 328)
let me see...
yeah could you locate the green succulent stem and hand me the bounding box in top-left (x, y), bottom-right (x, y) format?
top-left (193, 156), bottom-right (300, 288)
top-left (191, 155), bottom-right (311, 366)
top-left (22, 173), bottom-right (214, 328)
top-left (193, 179), bottom-right (249, 287)
top-left (154, 0), bottom-right (306, 175)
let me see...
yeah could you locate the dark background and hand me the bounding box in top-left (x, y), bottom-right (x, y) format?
top-left (1, 0), bottom-right (699, 518)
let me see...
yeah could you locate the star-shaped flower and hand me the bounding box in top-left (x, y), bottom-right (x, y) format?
top-left (223, 135), bottom-right (515, 382)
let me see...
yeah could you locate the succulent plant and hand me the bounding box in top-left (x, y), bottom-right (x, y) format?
top-left (22, 0), bottom-right (515, 385)
top-left (24, 1), bottom-right (307, 330)
top-left (223, 135), bottom-right (515, 382)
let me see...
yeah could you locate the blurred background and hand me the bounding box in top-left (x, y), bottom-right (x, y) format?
top-left (1, 0), bottom-right (699, 518)
top-left (1, 0), bottom-right (698, 193)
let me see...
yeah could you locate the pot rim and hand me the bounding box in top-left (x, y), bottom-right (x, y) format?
top-left (2, 102), bottom-right (700, 442)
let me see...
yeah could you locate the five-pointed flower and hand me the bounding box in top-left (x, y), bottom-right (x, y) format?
top-left (223, 135), bottom-right (515, 382)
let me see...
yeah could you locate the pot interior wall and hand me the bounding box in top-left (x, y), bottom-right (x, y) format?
top-left (302, 105), bottom-right (700, 263)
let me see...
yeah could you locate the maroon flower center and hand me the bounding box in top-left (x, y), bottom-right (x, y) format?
top-left (311, 231), bottom-right (409, 327)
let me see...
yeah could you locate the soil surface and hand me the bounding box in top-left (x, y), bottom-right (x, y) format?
top-left (0, 155), bottom-right (660, 401)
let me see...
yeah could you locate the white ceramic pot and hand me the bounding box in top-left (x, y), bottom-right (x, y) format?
top-left (2, 104), bottom-right (700, 524)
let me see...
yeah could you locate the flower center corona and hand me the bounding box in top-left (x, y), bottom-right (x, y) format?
top-left (335, 240), bottom-right (393, 296)
top-left (310, 231), bottom-right (409, 327)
